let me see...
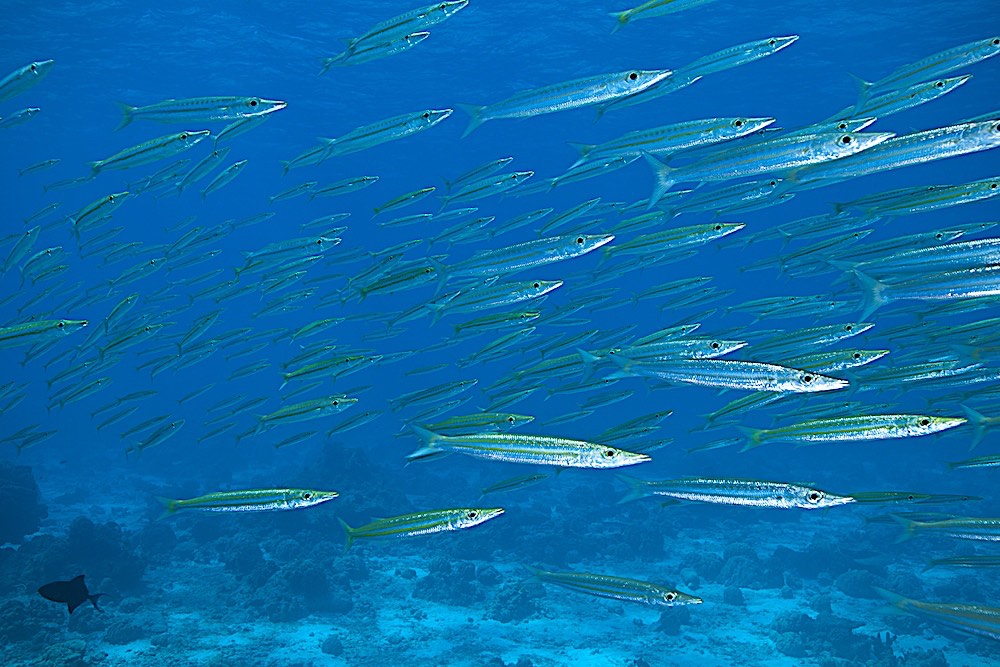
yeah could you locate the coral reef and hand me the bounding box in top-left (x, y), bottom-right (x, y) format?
top-left (485, 581), bottom-right (545, 623)
top-left (413, 557), bottom-right (484, 606)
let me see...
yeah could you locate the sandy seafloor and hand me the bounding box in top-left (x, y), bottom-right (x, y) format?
top-left (3, 457), bottom-right (997, 667)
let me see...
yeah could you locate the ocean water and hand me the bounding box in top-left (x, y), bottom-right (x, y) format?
top-left (2, 0), bottom-right (999, 665)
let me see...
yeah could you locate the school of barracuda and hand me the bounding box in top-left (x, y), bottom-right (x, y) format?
top-left (2, 0), bottom-right (1000, 642)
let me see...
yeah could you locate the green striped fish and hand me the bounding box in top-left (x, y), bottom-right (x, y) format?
top-left (874, 587), bottom-right (1000, 642)
top-left (338, 507), bottom-right (503, 551)
top-left (740, 414), bottom-right (967, 449)
top-left (0, 319), bottom-right (87, 349)
top-left (159, 488), bottom-right (338, 515)
top-left (527, 566), bottom-right (702, 607)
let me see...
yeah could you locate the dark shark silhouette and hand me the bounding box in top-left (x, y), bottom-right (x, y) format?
top-left (37, 575), bottom-right (105, 614)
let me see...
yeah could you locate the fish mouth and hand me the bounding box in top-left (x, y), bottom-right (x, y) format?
top-left (260, 99), bottom-right (288, 112)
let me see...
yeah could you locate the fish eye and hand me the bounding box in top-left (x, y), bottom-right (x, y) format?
top-left (627, 72), bottom-right (638, 81)
top-left (838, 122), bottom-right (848, 129)
top-left (769, 180), bottom-right (777, 186)
top-left (840, 135), bottom-right (852, 145)
top-left (920, 418), bottom-right (930, 426)
top-left (803, 375), bottom-right (814, 383)
top-left (853, 352), bottom-right (861, 359)
top-left (994, 38), bottom-right (1000, 46)
top-left (180, 133), bottom-right (188, 140)
top-left (846, 325), bottom-right (853, 331)
top-left (991, 183), bottom-right (998, 189)
top-left (532, 282), bottom-right (540, 288)
top-left (508, 416), bottom-right (515, 423)
top-left (108, 195), bottom-right (116, 201)
top-left (249, 99), bottom-right (258, 106)
top-left (466, 511), bottom-right (478, 519)
top-left (332, 400), bottom-right (339, 406)
top-left (711, 342), bottom-right (720, 349)
top-left (575, 237), bottom-right (584, 244)
top-left (603, 449), bottom-right (616, 458)
top-left (713, 224), bottom-right (722, 231)
top-left (906, 495), bottom-right (914, 501)
top-left (422, 112), bottom-right (430, 119)
top-left (439, 3), bottom-right (447, 8)
top-left (315, 239), bottom-right (323, 245)
top-left (993, 122), bottom-right (1000, 133)
top-left (733, 119), bottom-right (744, 127)
top-left (303, 492), bottom-right (312, 500)
top-left (56, 321), bottom-right (65, 329)
top-left (30, 64), bottom-right (37, 71)
top-left (769, 39), bottom-right (776, 45)
top-left (808, 492), bottom-right (821, 502)
top-left (665, 592), bottom-right (676, 602)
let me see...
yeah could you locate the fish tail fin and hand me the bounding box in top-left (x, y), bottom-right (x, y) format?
top-left (87, 161), bottom-right (102, 177)
top-left (156, 496), bottom-right (179, 518)
top-left (566, 142), bottom-right (593, 160)
top-left (457, 103), bottom-right (487, 138)
top-left (959, 404), bottom-right (988, 449)
top-left (338, 517), bottom-right (356, 552)
top-left (114, 101), bottom-right (137, 131)
top-left (319, 57), bottom-right (335, 76)
top-left (616, 474), bottom-right (651, 504)
top-left (847, 72), bottom-right (875, 105)
top-left (847, 268), bottom-right (888, 319)
top-left (280, 161), bottom-right (291, 175)
top-left (609, 10), bottom-right (631, 33)
top-left (424, 300), bottom-right (450, 326)
top-left (406, 424), bottom-right (444, 462)
top-left (871, 586), bottom-right (906, 609)
top-left (576, 348), bottom-right (601, 380)
top-left (736, 425), bottom-right (764, 451)
top-left (642, 153), bottom-right (674, 208)
top-left (890, 515), bottom-right (919, 543)
top-left (89, 593), bottom-right (107, 612)
top-left (425, 255), bottom-right (449, 295)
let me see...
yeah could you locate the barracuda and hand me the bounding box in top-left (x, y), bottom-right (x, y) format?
top-left (256, 396), bottom-right (357, 432)
top-left (852, 36), bottom-right (1000, 100)
top-left (740, 414), bottom-right (966, 449)
top-left (408, 426), bottom-right (651, 468)
top-left (338, 507), bottom-right (503, 551)
top-left (89, 130), bottom-right (210, 175)
top-left (459, 68), bottom-right (673, 137)
top-left (0, 319), bottom-right (87, 349)
top-left (528, 566), bottom-right (702, 607)
top-left (599, 35), bottom-right (798, 115)
top-left (609, 357), bottom-right (848, 393)
top-left (647, 131), bottom-right (894, 201)
top-left (790, 120), bottom-right (1000, 189)
top-left (159, 488), bottom-right (338, 515)
top-left (321, 31), bottom-right (430, 72)
top-left (115, 96), bottom-right (286, 130)
top-left (344, 1), bottom-right (468, 54)
top-left (617, 475), bottom-right (854, 509)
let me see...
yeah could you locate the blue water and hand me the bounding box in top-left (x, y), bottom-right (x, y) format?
top-left (2, 1), bottom-right (999, 665)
